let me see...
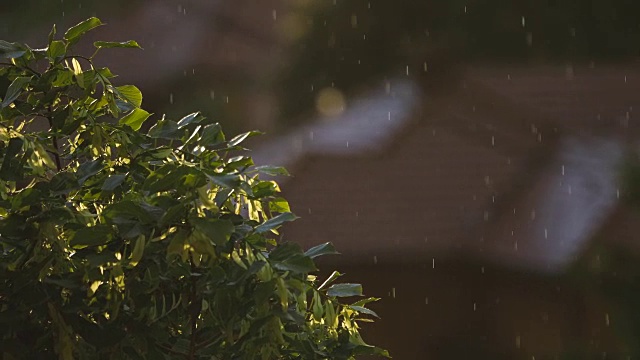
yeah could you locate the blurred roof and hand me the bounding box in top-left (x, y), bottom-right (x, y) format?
top-left (274, 64), bottom-right (640, 273)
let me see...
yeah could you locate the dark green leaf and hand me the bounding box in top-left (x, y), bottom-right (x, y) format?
top-left (63, 17), bottom-right (103, 45)
top-left (76, 159), bottom-right (103, 184)
top-left (148, 119), bottom-right (181, 139)
top-left (190, 218), bottom-right (234, 246)
top-left (273, 255), bottom-right (318, 274)
top-left (326, 283), bottom-right (363, 298)
top-left (207, 173), bottom-right (241, 189)
top-left (199, 123), bottom-right (224, 146)
top-left (69, 225), bottom-right (112, 249)
top-left (0, 137), bottom-right (23, 181)
top-left (48, 172), bottom-right (79, 195)
top-left (269, 242), bottom-right (304, 262)
top-left (2, 76), bottom-right (32, 108)
top-left (101, 174), bottom-right (126, 191)
top-left (304, 242), bottom-right (339, 259)
top-left (0, 40), bottom-right (26, 59)
top-left (254, 212), bottom-right (298, 234)
top-left (120, 108), bottom-right (150, 131)
top-left (349, 305), bottom-right (379, 318)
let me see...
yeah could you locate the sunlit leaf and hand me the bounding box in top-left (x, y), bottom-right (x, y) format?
top-left (120, 108), bottom-right (150, 131)
top-left (94, 40), bottom-right (142, 49)
top-left (116, 85), bottom-right (143, 108)
top-left (64, 17), bottom-right (103, 45)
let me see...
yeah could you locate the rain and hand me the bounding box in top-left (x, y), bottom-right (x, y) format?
top-left (4, 0), bottom-right (640, 358)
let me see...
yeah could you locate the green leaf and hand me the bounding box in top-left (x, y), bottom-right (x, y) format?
top-left (94, 40), bottom-right (142, 49)
top-left (46, 40), bottom-right (66, 61)
top-left (52, 69), bottom-right (74, 87)
top-left (268, 197), bottom-right (291, 213)
top-left (0, 137), bottom-right (23, 181)
top-left (199, 123), bottom-right (224, 146)
top-left (120, 108), bottom-right (150, 131)
top-left (0, 40), bottom-right (26, 59)
top-left (304, 242), bottom-right (339, 259)
top-left (76, 159), bottom-right (103, 184)
top-left (48, 24), bottom-right (57, 45)
top-left (1, 76), bottom-right (32, 108)
top-left (69, 225), bottom-right (112, 249)
top-left (64, 17), bottom-right (103, 45)
top-left (130, 235), bottom-right (145, 266)
top-left (116, 85), bottom-right (143, 107)
top-left (326, 283), bottom-right (363, 298)
top-left (254, 212), bottom-right (298, 234)
top-left (101, 174), bottom-right (126, 191)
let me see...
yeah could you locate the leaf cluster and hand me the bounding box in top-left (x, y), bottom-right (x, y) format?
top-left (0, 18), bottom-right (388, 359)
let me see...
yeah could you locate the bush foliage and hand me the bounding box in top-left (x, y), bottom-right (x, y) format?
top-left (0, 18), bottom-right (388, 359)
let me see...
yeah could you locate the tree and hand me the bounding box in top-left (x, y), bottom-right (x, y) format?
top-left (0, 18), bottom-right (389, 359)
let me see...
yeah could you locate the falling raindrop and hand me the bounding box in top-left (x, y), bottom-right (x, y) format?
top-left (373, 255), bottom-right (378, 264)
top-left (605, 313), bottom-right (610, 326)
top-left (391, 287), bottom-right (396, 298)
top-left (425, 297), bottom-right (429, 305)
top-left (272, 9), bottom-right (277, 21)
top-left (169, 93), bottom-right (174, 104)
top-left (432, 258), bottom-right (435, 269)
